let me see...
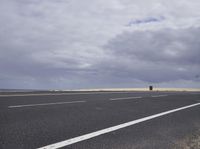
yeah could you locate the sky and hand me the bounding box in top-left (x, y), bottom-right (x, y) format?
top-left (0, 0), bottom-right (200, 89)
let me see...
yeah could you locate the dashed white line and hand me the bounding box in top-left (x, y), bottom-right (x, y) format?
top-left (151, 95), bottom-right (167, 98)
top-left (0, 91), bottom-right (138, 97)
top-left (37, 102), bottom-right (200, 149)
top-left (190, 93), bottom-right (200, 95)
top-left (8, 101), bottom-right (86, 108)
top-left (110, 96), bottom-right (142, 101)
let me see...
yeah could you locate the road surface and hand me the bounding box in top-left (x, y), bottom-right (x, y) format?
top-left (0, 91), bottom-right (200, 149)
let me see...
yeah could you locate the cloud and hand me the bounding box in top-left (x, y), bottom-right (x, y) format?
top-left (105, 28), bottom-right (200, 65)
top-left (126, 16), bottom-right (165, 26)
top-left (103, 27), bottom-right (200, 82)
top-left (0, 0), bottom-right (200, 89)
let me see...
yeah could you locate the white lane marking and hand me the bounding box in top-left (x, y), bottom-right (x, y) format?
top-left (190, 93), bottom-right (200, 95)
top-left (38, 102), bottom-right (200, 149)
top-left (151, 95), bottom-right (167, 98)
top-left (110, 96), bottom-right (142, 101)
top-left (0, 91), bottom-right (139, 97)
top-left (8, 101), bottom-right (86, 108)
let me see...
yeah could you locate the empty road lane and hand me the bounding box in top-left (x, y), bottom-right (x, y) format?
top-left (0, 91), bottom-right (200, 149)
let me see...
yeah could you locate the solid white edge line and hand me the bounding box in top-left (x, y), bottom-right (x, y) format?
top-left (110, 96), bottom-right (142, 101)
top-left (151, 95), bottom-right (167, 98)
top-left (0, 91), bottom-right (139, 97)
top-left (8, 101), bottom-right (86, 108)
top-left (37, 102), bottom-right (200, 149)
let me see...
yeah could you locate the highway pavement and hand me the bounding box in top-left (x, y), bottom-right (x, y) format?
top-left (0, 91), bottom-right (200, 149)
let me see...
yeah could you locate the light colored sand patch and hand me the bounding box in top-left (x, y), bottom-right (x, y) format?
top-left (63, 88), bottom-right (200, 92)
top-left (173, 129), bottom-right (200, 149)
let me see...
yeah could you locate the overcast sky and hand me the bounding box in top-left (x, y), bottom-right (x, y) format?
top-left (0, 0), bottom-right (200, 89)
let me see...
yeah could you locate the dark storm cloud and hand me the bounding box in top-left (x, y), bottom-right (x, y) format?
top-left (103, 27), bottom-right (200, 83)
top-left (105, 28), bottom-right (200, 65)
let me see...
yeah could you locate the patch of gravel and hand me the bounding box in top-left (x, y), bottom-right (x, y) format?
top-left (174, 129), bottom-right (200, 149)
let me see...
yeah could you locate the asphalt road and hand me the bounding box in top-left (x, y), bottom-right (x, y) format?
top-left (0, 91), bottom-right (200, 149)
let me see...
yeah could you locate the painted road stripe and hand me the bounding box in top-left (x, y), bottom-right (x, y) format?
top-left (38, 102), bottom-right (200, 149)
top-left (0, 91), bottom-right (139, 97)
top-left (8, 101), bottom-right (86, 108)
top-left (110, 96), bottom-right (142, 101)
top-left (151, 95), bottom-right (167, 98)
top-left (190, 93), bottom-right (200, 95)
